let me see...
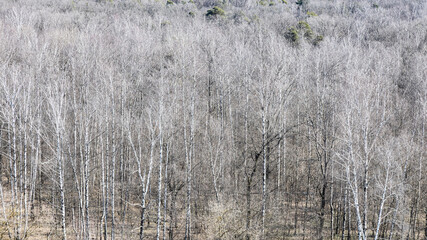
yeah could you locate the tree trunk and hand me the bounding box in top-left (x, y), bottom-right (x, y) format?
top-left (57, 129), bottom-right (67, 240)
top-left (156, 96), bottom-right (163, 240)
top-left (84, 119), bottom-right (91, 240)
top-left (374, 154), bottom-right (390, 240)
top-left (246, 178), bottom-right (252, 240)
top-left (261, 103), bottom-right (267, 239)
top-left (162, 144), bottom-right (169, 240)
top-left (184, 93), bottom-right (195, 240)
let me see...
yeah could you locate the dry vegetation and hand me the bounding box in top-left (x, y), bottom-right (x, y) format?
top-left (0, 0), bottom-right (426, 239)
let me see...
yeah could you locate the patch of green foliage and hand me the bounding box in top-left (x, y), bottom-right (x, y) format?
top-left (297, 21), bottom-right (310, 30)
top-left (313, 35), bottom-right (323, 46)
top-left (258, 0), bottom-right (267, 6)
top-left (285, 26), bottom-right (299, 43)
top-left (285, 21), bottom-right (323, 46)
top-left (161, 21), bottom-right (171, 27)
top-left (206, 6), bottom-right (225, 18)
top-left (297, 21), bottom-right (313, 39)
top-left (307, 11), bottom-right (317, 17)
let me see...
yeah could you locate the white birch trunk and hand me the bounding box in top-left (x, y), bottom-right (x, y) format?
top-left (110, 85), bottom-right (116, 240)
top-left (261, 97), bottom-right (267, 239)
top-left (184, 91), bottom-right (195, 240)
top-left (57, 128), bottom-right (67, 240)
top-left (84, 119), bottom-right (91, 240)
top-left (156, 87), bottom-right (164, 240)
top-left (374, 153), bottom-right (391, 240)
top-left (162, 143), bottom-right (169, 240)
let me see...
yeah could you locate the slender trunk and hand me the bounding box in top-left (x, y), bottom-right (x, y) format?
top-left (104, 109), bottom-right (110, 240)
top-left (330, 161), bottom-right (334, 240)
top-left (414, 114), bottom-right (424, 239)
top-left (170, 190), bottom-right (178, 240)
top-left (162, 144), bottom-right (169, 240)
top-left (294, 106), bottom-right (300, 237)
top-left (0, 157), bottom-right (12, 239)
top-left (374, 155), bottom-right (390, 240)
top-left (351, 162), bottom-right (365, 240)
top-left (139, 124), bottom-right (156, 240)
top-left (261, 103), bottom-right (267, 239)
top-left (363, 162), bottom-right (368, 239)
top-left (71, 82), bottom-right (84, 239)
top-left (57, 129), bottom-right (67, 240)
top-left (344, 115), bottom-right (365, 240)
top-left (347, 187), bottom-right (351, 240)
top-left (29, 127), bottom-right (36, 221)
top-left (101, 133), bottom-right (108, 240)
top-left (156, 99), bottom-right (163, 240)
top-left (84, 120), bottom-right (91, 240)
top-left (318, 162), bottom-right (327, 240)
top-left (341, 187), bottom-right (347, 240)
top-left (140, 187), bottom-right (146, 240)
top-left (278, 90), bottom-right (282, 190)
top-left (23, 117), bottom-right (29, 238)
top-left (244, 80), bottom-right (251, 240)
top-left (424, 208), bottom-right (427, 239)
top-left (120, 84), bottom-right (126, 240)
top-left (10, 105), bottom-right (19, 239)
top-left (246, 178), bottom-right (252, 240)
top-left (294, 199), bottom-right (299, 236)
top-left (111, 101), bottom-right (116, 240)
top-left (388, 197), bottom-right (398, 240)
top-left (303, 163), bottom-right (311, 240)
top-left (29, 108), bottom-right (41, 222)
top-left (184, 93), bottom-right (195, 240)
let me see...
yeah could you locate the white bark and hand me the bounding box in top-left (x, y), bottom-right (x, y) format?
top-left (156, 84), bottom-right (164, 240)
top-left (110, 77), bottom-right (116, 240)
top-left (261, 99), bottom-right (267, 239)
top-left (374, 152), bottom-right (391, 240)
top-left (162, 143), bottom-right (169, 240)
top-left (128, 110), bottom-right (157, 240)
top-left (84, 116), bottom-right (91, 240)
top-left (184, 93), bottom-right (195, 240)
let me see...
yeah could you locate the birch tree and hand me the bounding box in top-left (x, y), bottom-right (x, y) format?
top-left (46, 76), bottom-right (68, 240)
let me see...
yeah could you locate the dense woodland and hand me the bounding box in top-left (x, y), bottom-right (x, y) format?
top-left (0, 0), bottom-right (426, 239)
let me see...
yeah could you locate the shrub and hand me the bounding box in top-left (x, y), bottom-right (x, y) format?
top-left (297, 20), bottom-right (311, 31)
top-left (313, 35), bottom-right (323, 46)
top-left (285, 26), bottom-right (299, 43)
top-left (297, 21), bottom-right (313, 39)
top-left (307, 11), bottom-right (317, 17)
top-left (161, 21), bottom-right (171, 27)
top-left (206, 6), bottom-right (225, 18)
top-left (285, 21), bottom-right (323, 46)
top-left (258, 0), bottom-right (267, 6)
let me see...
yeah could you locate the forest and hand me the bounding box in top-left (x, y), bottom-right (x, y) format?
top-left (0, 0), bottom-right (426, 239)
